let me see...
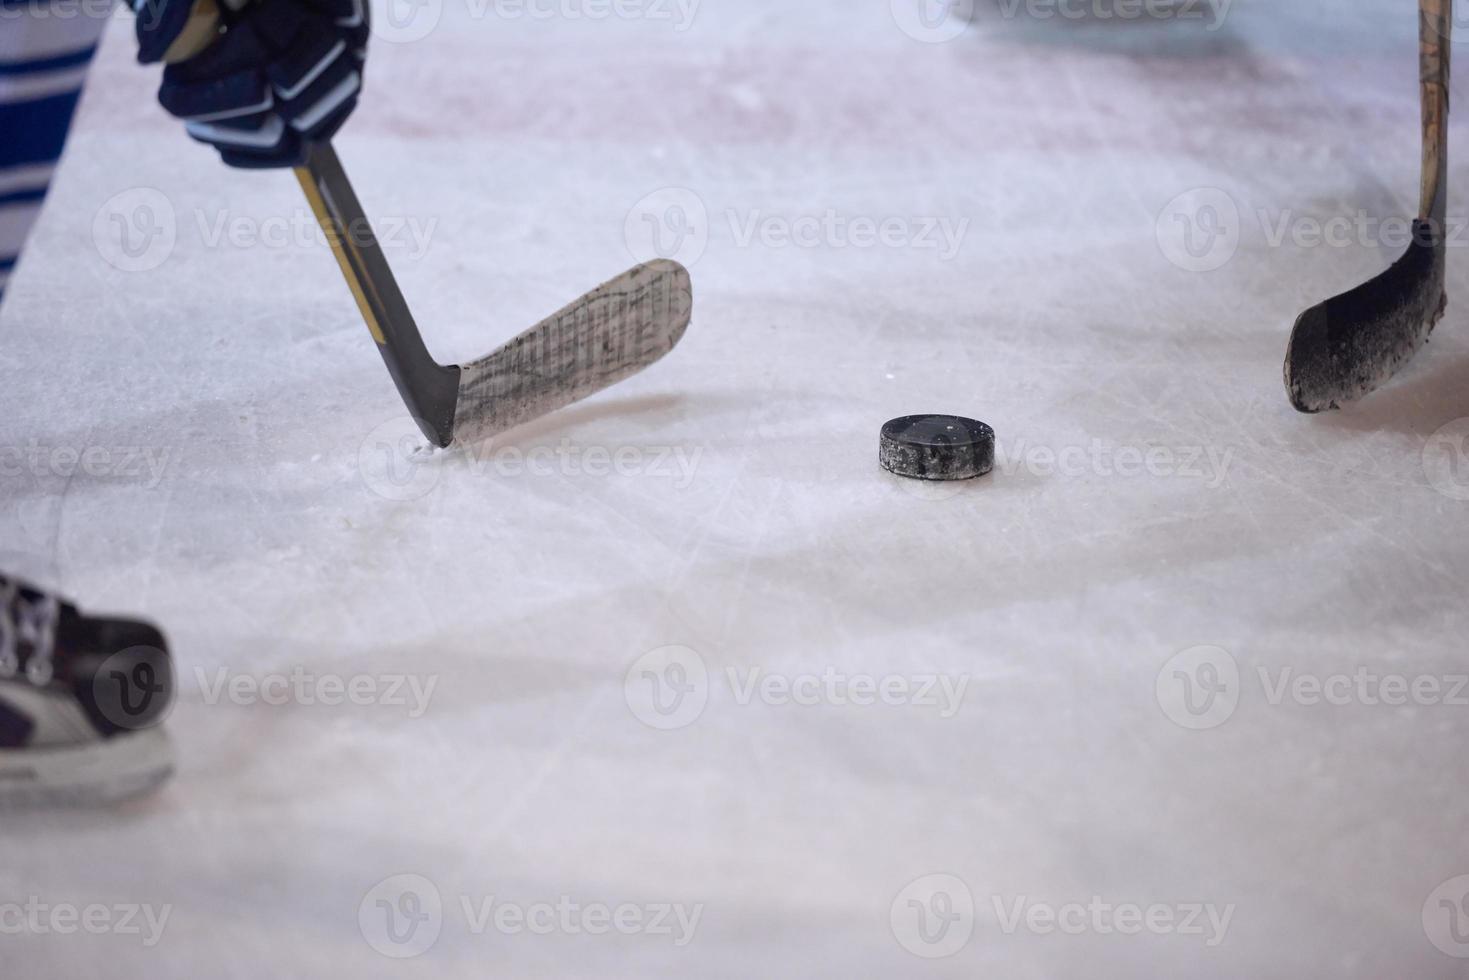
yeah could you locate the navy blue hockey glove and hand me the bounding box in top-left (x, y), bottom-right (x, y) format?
top-left (134, 0), bottom-right (368, 168)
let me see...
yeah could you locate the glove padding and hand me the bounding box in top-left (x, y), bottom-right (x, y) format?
top-left (135, 0), bottom-right (369, 168)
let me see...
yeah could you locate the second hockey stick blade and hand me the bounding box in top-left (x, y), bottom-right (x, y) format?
top-left (1284, 222), bottom-right (1445, 413)
top-left (1284, 0), bottom-right (1451, 413)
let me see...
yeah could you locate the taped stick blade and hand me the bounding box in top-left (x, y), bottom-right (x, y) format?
top-left (1284, 225), bottom-right (1445, 413)
top-left (450, 260), bottom-right (693, 445)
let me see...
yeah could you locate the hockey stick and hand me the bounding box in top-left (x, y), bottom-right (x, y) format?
top-left (1283, 0), bottom-right (1451, 413)
top-left (294, 142), bottom-right (693, 447)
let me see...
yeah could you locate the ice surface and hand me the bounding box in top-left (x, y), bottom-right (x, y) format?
top-left (2, 0), bottom-right (1468, 976)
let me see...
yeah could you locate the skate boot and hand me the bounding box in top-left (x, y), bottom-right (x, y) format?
top-left (0, 575), bottom-right (175, 806)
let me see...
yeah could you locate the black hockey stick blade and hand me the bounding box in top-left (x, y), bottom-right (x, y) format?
top-left (1283, 0), bottom-right (1451, 414)
top-left (1284, 225), bottom-right (1446, 413)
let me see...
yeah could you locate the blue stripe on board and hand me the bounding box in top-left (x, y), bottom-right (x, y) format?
top-left (0, 257), bottom-right (14, 271)
top-left (0, 188), bottom-right (46, 208)
top-left (0, 91), bottom-right (83, 168)
top-left (0, 44), bottom-right (97, 76)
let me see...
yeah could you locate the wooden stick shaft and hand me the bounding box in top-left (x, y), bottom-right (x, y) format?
top-left (1421, 0), bottom-right (1451, 222)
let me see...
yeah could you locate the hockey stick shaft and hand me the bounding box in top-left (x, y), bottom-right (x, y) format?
top-left (1421, 0), bottom-right (1451, 224)
top-left (295, 142), bottom-right (461, 446)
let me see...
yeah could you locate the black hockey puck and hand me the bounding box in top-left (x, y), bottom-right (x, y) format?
top-left (880, 415), bottom-right (995, 481)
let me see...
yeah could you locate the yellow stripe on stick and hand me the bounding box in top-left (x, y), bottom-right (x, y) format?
top-left (295, 166), bottom-right (387, 345)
